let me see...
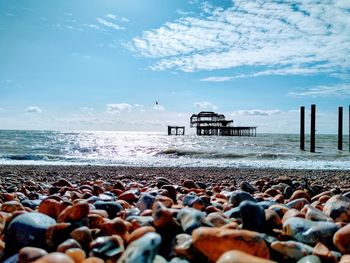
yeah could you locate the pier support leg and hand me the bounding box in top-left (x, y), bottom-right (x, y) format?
top-left (338, 107), bottom-right (343, 150)
top-left (300, 106), bottom-right (305, 151)
top-left (310, 104), bottom-right (316, 153)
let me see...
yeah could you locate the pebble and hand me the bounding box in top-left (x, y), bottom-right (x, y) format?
top-left (65, 248), bottom-right (86, 263)
top-left (90, 235), bottom-right (124, 260)
top-left (217, 250), bottom-right (277, 263)
top-left (57, 202), bottom-right (90, 223)
top-left (271, 241), bottom-right (313, 260)
top-left (192, 227), bottom-right (270, 261)
top-left (33, 252), bottom-right (75, 263)
top-left (93, 201), bottom-right (122, 219)
top-left (177, 207), bottom-right (213, 234)
top-left (239, 201), bottom-right (265, 232)
top-left (333, 223), bottom-right (350, 254)
top-left (117, 232), bottom-right (161, 263)
top-left (5, 212), bottom-right (56, 256)
top-left (229, 190), bottom-right (256, 207)
top-left (323, 195), bottom-right (350, 222)
top-left (18, 247), bottom-right (48, 262)
top-left (283, 217), bottom-right (339, 245)
top-left (297, 255), bottom-right (322, 263)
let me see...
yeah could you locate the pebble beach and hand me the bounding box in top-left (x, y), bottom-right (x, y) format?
top-left (1, 165), bottom-right (350, 262)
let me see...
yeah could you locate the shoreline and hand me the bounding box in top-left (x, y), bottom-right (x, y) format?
top-left (1, 164), bottom-right (350, 189)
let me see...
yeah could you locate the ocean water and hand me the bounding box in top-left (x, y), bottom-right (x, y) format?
top-left (0, 130), bottom-right (349, 170)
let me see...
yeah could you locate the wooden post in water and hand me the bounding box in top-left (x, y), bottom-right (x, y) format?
top-left (300, 106), bottom-right (305, 151)
top-left (310, 104), bottom-right (316, 153)
top-left (349, 105), bottom-right (350, 152)
top-left (338, 106), bottom-right (343, 150)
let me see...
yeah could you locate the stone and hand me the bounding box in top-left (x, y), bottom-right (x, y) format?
top-left (18, 247), bottom-right (48, 262)
top-left (282, 208), bottom-right (305, 223)
top-left (101, 218), bottom-right (129, 241)
top-left (70, 226), bottom-right (93, 252)
top-left (81, 257), bottom-right (104, 263)
top-left (172, 233), bottom-right (205, 262)
top-left (152, 202), bottom-right (180, 229)
top-left (57, 239), bottom-right (82, 253)
top-left (286, 198), bottom-right (309, 210)
top-left (304, 205), bottom-right (332, 222)
top-left (323, 195), bottom-right (350, 222)
top-left (5, 212), bottom-right (56, 256)
top-left (57, 202), bottom-right (89, 223)
top-left (177, 207), bottom-right (213, 234)
top-left (240, 181), bottom-right (257, 193)
top-left (65, 248), bottom-right (86, 263)
top-left (271, 241), bottom-right (313, 261)
top-left (117, 232), bottom-right (161, 263)
top-left (38, 199), bottom-right (61, 219)
top-left (192, 227), bottom-right (270, 261)
top-left (333, 223), bottom-right (350, 253)
top-left (136, 193), bottom-right (156, 212)
top-left (90, 235), bottom-right (124, 261)
top-left (206, 212), bottom-right (230, 227)
top-left (229, 191), bottom-right (256, 207)
top-left (313, 242), bottom-right (339, 263)
top-left (217, 250), bottom-right (277, 263)
top-left (290, 190), bottom-right (311, 202)
top-left (283, 217), bottom-right (339, 245)
top-left (265, 209), bottom-right (282, 231)
top-left (183, 180), bottom-right (198, 189)
top-left (46, 223), bottom-right (73, 249)
top-left (33, 252), bottom-right (74, 263)
top-left (297, 255), bottom-right (322, 263)
top-left (239, 201), bottom-right (265, 232)
top-left (340, 255), bottom-right (350, 263)
top-left (1, 200), bottom-right (25, 213)
top-left (223, 207), bottom-right (241, 219)
top-left (93, 201), bottom-right (122, 219)
top-left (128, 226), bottom-right (156, 243)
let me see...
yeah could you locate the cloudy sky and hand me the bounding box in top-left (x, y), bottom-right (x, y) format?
top-left (1, 0), bottom-right (349, 133)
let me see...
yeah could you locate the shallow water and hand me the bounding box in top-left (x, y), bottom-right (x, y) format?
top-left (0, 130), bottom-right (349, 170)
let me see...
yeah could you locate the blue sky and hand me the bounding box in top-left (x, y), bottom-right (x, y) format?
top-left (0, 0), bottom-right (349, 133)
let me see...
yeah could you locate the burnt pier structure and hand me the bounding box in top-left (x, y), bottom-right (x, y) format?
top-left (190, 111), bottom-right (256, 137)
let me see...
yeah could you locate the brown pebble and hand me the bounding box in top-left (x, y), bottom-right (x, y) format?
top-left (192, 227), bottom-right (270, 261)
top-left (33, 252), bottom-right (75, 263)
top-left (18, 247), bottom-right (48, 262)
top-left (128, 226), bottom-right (156, 243)
top-left (39, 199), bottom-right (61, 219)
top-left (57, 239), bottom-right (82, 253)
top-left (81, 257), bottom-right (104, 263)
top-left (217, 250), bottom-right (277, 263)
top-left (57, 202), bottom-right (90, 223)
top-left (334, 223), bottom-right (350, 254)
top-left (340, 255), bottom-right (350, 263)
top-left (65, 248), bottom-right (86, 263)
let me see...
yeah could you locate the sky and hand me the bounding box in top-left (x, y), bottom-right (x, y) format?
top-left (0, 0), bottom-right (349, 134)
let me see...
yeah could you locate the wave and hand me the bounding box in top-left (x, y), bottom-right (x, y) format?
top-left (159, 149), bottom-right (294, 160)
top-left (1, 154), bottom-right (61, 161)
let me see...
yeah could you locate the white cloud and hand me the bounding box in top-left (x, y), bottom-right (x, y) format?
top-left (231, 109), bottom-right (282, 116)
top-left (194, 101), bottom-right (218, 111)
top-left (153, 104), bottom-right (165, 111)
top-left (106, 14), bottom-right (117, 20)
top-left (97, 18), bottom-right (124, 30)
top-left (88, 24), bottom-right (100, 30)
top-left (25, 106), bottom-right (42, 113)
top-left (289, 84), bottom-right (350, 97)
top-left (200, 76), bottom-right (234, 82)
top-left (130, 0), bottom-right (350, 78)
top-left (106, 103), bottom-right (133, 113)
top-left (0, 108), bottom-right (5, 113)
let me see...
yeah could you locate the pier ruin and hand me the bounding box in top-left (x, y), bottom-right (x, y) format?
top-left (190, 111), bottom-right (256, 136)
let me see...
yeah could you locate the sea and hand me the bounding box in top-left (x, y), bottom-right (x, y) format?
top-left (0, 130), bottom-right (349, 170)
